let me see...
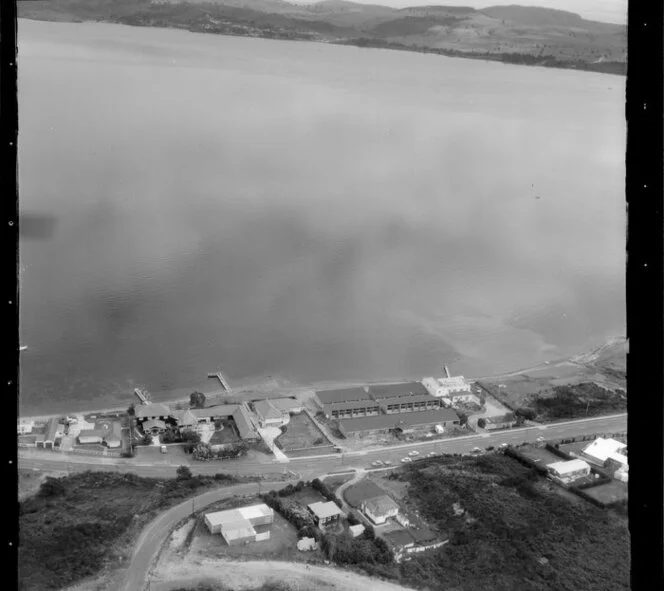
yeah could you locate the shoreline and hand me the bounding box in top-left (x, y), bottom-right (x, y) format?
top-left (18, 340), bottom-right (626, 423)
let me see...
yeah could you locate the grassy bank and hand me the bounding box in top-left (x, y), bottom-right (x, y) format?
top-left (18, 471), bottom-right (243, 591)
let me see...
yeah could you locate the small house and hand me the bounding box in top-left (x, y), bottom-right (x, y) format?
top-left (308, 501), bottom-right (344, 528)
top-left (579, 437), bottom-right (627, 467)
top-left (546, 459), bottom-right (591, 484)
top-left (135, 403), bottom-right (172, 422)
top-left (361, 494), bottom-right (400, 525)
top-left (484, 413), bottom-right (516, 430)
top-left (254, 400), bottom-right (286, 428)
top-left (205, 504), bottom-right (274, 546)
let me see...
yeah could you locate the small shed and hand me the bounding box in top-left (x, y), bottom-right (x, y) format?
top-left (308, 501), bottom-right (344, 527)
top-left (297, 537), bottom-right (318, 551)
top-left (349, 524), bottom-right (365, 538)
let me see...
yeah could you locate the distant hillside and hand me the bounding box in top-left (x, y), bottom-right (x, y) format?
top-left (17, 0), bottom-right (626, 74)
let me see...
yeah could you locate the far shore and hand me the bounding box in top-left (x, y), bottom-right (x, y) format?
top-left (17, 354), bottom-right (594, 423)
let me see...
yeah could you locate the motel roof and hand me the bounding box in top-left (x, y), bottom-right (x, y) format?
top-left (368, 382), bottom-right (429, 398)
top-left (315, 387), bottom-right (372, 405)
top-left (206, 509), bottom-right (253, 530)
top-left (190, 405), bottom-right (239, 419)
top-left (237, 504), bottom-right (274, 521)
top-left (582, 438), bottom-right (627, 463)
top-left (547, 459), bottom-right (591, 475)
top-left (44, 417), bottom-right (61, 442)
top-left (171, 409), bottom-right (198, 426)
top-left (485, 413), bottom-right (516, 424)
top-left (78, 428), bottom-right (110, 438)
top-left (232, 405), bottom-right (257, 439)
top-left (135, 403), bottom-right (172, 418)
top-left (254, 400), bottom-right (283, 421)
top-left (339, 408), bottom-right (460, 434)
top-left (325, 399), bottom-right (381, 413)
top-left (376, 393), bottom-right (440, 406)
top-left (308, 501), bottom-right (344, 520)
top-left (268, 398), bottom-right (302, 412)
top-left (363, 495), bottom-right (399, 517)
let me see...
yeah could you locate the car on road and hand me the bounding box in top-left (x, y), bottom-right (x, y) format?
top-left (536, 436), bottom-right (545, 443)
top-left (408, 450), bottom-right (420, 457)
top-left (401, 457), bottom-right (413, 463)
top-left (371, 460), bottom-right (383, 467)
top-left (498, 443), bottom-right (508, 449)
top-left (382, 460), bottom-right (393, 465)
top-left (426, 452), bottom-right (437, 458)
top-left (471, 447), bottom-right (482, 454)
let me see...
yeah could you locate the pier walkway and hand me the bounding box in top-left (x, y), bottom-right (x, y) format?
top-left (208, 371), bottom-right (232, 392)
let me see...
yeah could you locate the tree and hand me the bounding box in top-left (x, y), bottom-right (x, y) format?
top-left (181, 430), bottom-right (201, 444)
top-left (362, 523), bottom-right (375, 541)
top-left (189, 391), bottom-right (206, 409)
top-left (516, 407), bottom-right (537, 420)
top-left (126, 404), bottom-right (135, 417)
top-left (477, 418), bottom-right (487, 429)
top-left (141, 433), bottom-right (153, 446)
top-left (176, 465), bottom-right (192, 480)
top-left (457, 412), bottom-right (468, 426)
top-left (39, 477), bottom-right (66, 497)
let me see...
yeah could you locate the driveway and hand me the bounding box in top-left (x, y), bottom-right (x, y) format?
top-left (258, 426), bottom-right (290, 463)
top-left (334, 469), bottom-right (366, 512)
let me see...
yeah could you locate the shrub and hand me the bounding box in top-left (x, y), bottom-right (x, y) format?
top-left (477, 418), bottom-right (487, 429)
top-left (313, 437), bottom-right (325, 445)
top-left (176, 465), bottom-right (193, 480)
top-left (189, 391), bottom-right (206, 409)
top-left (181, 430), bottom-right (201, 444)
top-left (39, 477), bottom-right (66, 498)
top-left (141, 433), bottom-right (153, 446)
top-left (347, 511), bottom-right (360, 526)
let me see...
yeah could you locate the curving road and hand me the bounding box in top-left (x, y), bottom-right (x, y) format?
top-left (116, 480), bottom-right (290, 591)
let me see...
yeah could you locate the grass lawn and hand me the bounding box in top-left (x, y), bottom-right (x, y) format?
top-left (322, 474), bottom-right (355, 494)
top-left (209, 422), bottom-right (241, 446)
top-left (343, 480), bottom-right (387, 508)
top-left (18, 471), bottom-right (235, 591)
top-left (289, 486), bottom-right (328, 507)
top-left (277, 413), bottom-right (330, 451)
top-left (581, 481), bottom-right (628, 505)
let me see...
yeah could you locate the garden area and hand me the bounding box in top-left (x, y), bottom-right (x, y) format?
top-left (274, 413), bottom-right (332, 453)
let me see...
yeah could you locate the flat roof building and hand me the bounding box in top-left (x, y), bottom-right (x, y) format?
top-left (308, 501), bottom-right (344, 527)
top-left (546, 459), bottom-right (591, 483)
top-left (205, 504), bottom-right (274, 545)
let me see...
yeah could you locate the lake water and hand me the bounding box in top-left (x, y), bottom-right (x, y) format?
top-left (18, 20), bottom-right (625, 415)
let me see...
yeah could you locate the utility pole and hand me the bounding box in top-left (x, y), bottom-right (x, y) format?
top-left (586, 401), bottom-right (590, 416)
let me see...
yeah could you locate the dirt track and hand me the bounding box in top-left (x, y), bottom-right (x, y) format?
top-left (151, 558), bottom-right (414, 591)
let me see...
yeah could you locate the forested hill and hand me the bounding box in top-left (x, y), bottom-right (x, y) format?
top-left (17, 0), bottom-right (626, 75)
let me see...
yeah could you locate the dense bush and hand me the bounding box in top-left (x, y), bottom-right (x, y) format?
top-left (477, 418), bottom-right (486, 429)
top-left (532, 383), bottom-right (625, 420)
top-left (176, 465), bottom-right (193, 480)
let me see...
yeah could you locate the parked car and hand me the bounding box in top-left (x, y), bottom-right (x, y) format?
top-left (160, 445), bottom-right (168, 454)
top-left (383, 460), bottom-right (393, 465)
top-left (408, 450), bottom-right (420, 457)
top-left (498, 443), bottom-right (508, 449)
top-left (427, 452), bottom-right (437, 458)
top-left (371, 460), bottom-right (383, 467)
top-left (401, 457), bottom-right (413, 463)
top-left (471, 447), bottom-right (482, 454)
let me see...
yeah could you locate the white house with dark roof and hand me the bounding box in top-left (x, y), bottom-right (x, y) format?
top-left (580, 437), bottom-right (627, 467)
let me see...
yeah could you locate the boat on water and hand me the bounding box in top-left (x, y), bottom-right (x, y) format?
top-left (19, 346), bottom-right (28, 351)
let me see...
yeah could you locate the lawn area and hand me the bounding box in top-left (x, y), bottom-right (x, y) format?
top-left (322, 474), bottom-right (355, 494)
top-left (276, 413), bottom-right (330, 452)
top-left (517, 445), bottom-right (564, 466)
top-left (581, 481), bottom-right (628, 505)
top-left (343, 480), bottom-right (387, 508)
top-left (288, 486), bottom-right (328, 507)
top-left (209, 421), bottom-right (241, 446)
top-left (18, 471), bottom-right (237, 591)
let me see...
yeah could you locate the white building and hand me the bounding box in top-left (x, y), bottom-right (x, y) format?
top-left (349, 524), bottom-right (365, 538)
top-left (205, 504), bottom-right (274, 546)
top-left (546, 459), bottom-right (592, 484)
top-left (297, 537), bottom-right (318, 551)
top-left (17, 420), bottom-right (35, 435)
top-left (580, 437), bottom-right (627, 467)
top-left (422, 376), bottom-right (472, 399)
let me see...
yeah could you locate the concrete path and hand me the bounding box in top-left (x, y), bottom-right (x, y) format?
top-left (334, 468), bottom-right (366, 512)
top-left (257, 426), bottom-right (290, 463)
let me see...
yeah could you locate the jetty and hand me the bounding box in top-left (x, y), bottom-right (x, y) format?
top-left (134, 388), bottom-right (151, 405)
top-left (208, 371), bottom-right (232, 392)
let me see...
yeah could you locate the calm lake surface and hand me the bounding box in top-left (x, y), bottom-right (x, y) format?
top-left (18, 20), bottom-right (625, 415)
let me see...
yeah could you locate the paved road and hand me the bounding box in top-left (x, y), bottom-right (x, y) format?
top-left (116, 480), bottom-right (290, 591)
top-left (19, 414), bottom-right (626, 481)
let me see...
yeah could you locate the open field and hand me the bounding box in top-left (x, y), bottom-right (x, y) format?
top-left (581, 481), bottom-right (628, 505)
top-left (277, 413), bottom-right (331, 452)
